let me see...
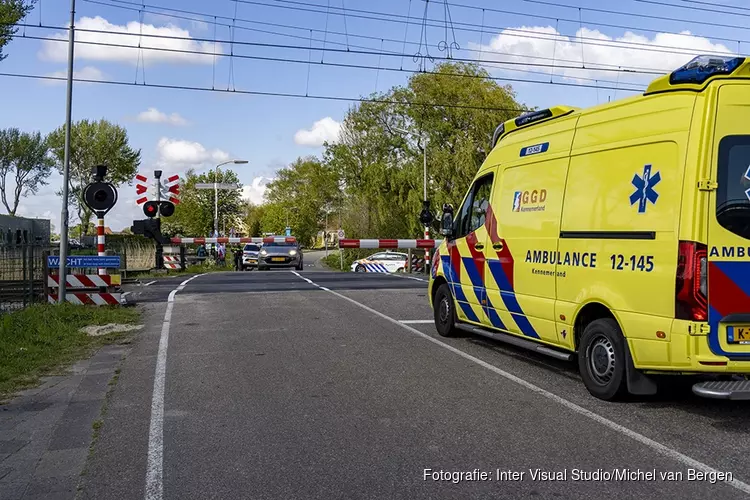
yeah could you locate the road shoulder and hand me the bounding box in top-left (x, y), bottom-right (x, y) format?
top-left (0, 342), bottom-right (130, 500)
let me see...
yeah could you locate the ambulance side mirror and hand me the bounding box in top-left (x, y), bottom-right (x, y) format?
top-left (440, 209), bottom-right (454, 237)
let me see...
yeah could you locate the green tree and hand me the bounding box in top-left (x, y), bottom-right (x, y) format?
top-left (161, 168), bottom-right (244, 237)
top-left (0, 1), bottom-right (35, 61)
top-left (244, 202), bottom-right (265, 237)
top-left (47, 119), bottom-right (141, 235)
top-left (70, 222), bottom-right (95, 239)
top-left (324, 61), bottom-right (524, 238)
top-left (0, 128), bottom-right (54, 215)
top-left (262, 156), bottom-right (340, 246)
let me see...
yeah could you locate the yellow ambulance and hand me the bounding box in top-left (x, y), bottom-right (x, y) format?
top-left (429, 55), bottom-right (750, 401)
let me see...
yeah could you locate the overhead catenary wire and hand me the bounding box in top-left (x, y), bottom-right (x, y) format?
top-left (633, 0), bottom-right (750, 17)
top-left (89, 0), bottom-right (743, 67)
top-left (670, 0), bottom-right (750, 11)
top-left (231, 0), bottom-right (744, 57)
top-left (17, 31), bottom-right (646, 92)
top-left (506, 0), bottom-right (750, 35)
top-left (82, 0), bottom-right (707, 78)
top-left (0, 70), bottom-right (537, 112)
top-left (437, 0), bottom-right (749, 47)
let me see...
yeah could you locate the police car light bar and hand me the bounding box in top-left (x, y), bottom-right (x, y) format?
top-left (669, 55), bottom-right (745, 85)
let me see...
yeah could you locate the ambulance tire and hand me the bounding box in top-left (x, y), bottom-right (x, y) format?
top-left (578, 318), bottom-right (628, 401)
top-left (434, 283), bottom-right (459, 337)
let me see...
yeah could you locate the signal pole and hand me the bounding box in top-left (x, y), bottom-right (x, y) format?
top-left (154, 170), bottom-right (163, 269)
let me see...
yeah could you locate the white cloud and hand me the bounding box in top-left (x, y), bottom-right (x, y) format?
top-left (241, 177), bottom-right (274, 205)
top-left (39, 16), bottom-right (220, 66)
top-left (294, 117), bottom-right (341, 147)
top-left (43, 65), bottom-right (104, 84)
top-left (471, 26), bottom-right (735, 85)
top-left (137, 108), bottom-right (189, 126)
top-left (155, 138), bottom-right (230, 170)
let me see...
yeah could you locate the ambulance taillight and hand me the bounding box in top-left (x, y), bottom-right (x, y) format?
top-left (675, 241), bottom-right (708, 321)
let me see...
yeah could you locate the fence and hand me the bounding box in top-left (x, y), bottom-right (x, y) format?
top-left (0, 245), bottom-right (50, 313)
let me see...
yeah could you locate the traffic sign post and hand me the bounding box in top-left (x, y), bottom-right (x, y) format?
top-left (338, 229), bottom-right (345, 270)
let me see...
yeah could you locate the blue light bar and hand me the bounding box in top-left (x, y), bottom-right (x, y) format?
top-left (669, 55), bottom-right (745, 85)
top-left (491, 122), bottom-right (505, 148)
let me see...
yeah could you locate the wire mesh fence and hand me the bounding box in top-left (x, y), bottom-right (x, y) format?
top-left (0, 245), bottom-right (50, 313)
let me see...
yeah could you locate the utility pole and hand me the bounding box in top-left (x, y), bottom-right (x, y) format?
top-left (57, 0), bottom-right (77, 303)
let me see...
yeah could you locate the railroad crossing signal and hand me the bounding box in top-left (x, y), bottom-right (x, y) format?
top-left (135, 173), bottom-right (181, 208)
top-left (135, 172), bottom-right (180, 221)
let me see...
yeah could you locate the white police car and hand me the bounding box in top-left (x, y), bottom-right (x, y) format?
top-left (351, 251), bottom-right (409, 273)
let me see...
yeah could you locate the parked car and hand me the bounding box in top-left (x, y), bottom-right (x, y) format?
top-left (258, 241), bottom-right (303, 270)
top-left (351, 251), bottom-right (409, 273)
top-left (242, 243), bottom-right (261, 270)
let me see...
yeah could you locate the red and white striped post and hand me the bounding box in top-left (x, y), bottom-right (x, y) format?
top-left (424, 226), bottom-right (430, 274)
top-left (97, 216), bottom-right (106, 276)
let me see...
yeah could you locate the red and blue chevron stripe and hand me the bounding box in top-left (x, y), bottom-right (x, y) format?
top-left (708, 261), bottom-right (750, 359)
top-left (483, 205), bottom-right (539, 339)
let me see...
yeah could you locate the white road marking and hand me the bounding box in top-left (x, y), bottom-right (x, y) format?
top-left (399, 320), bottom-right (433, 324)
top-left (145, 273), bottom-right (206, 500)
top-left (290, 273), bottom-right (750, 495)
top-left (143, 281), bottom-right (156, 287)
top-left (290, 270), bottom-right (314, 284)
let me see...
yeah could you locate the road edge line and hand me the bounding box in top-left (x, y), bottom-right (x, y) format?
top-left (144, 273), bottom-right (206, 500)
top-left (289, 273), bottom-right (750, 495)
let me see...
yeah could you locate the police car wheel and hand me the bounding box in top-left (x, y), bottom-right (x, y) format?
top-left (578, 318), bottom-right (628, 401)
top-left (434, 283), bottom-right (459, 337)
top-left (355, 264), bottom-right (366, 273)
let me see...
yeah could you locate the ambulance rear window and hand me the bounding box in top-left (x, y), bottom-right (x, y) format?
top-left (716, 135), bottom-right (750, 240)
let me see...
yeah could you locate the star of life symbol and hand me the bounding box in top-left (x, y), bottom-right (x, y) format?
top-left (745, 165), bottom-right (750, 202)
top-left (630, 164), bottom-right (661, 213)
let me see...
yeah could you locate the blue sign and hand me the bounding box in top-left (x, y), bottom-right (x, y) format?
top-left (520, 142), bottom-right (549, 157)
top-left (285, 226), bottom-right (292, 237)
top-left (47, 255), bottom-right (121, 269)
top-left (629, 164), bottom-right (661, 213)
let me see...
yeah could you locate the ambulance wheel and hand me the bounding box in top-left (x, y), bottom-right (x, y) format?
top-left (578, 318), bottom-right (628, 401)
top-left (434, 283), bottom-right (459, 337)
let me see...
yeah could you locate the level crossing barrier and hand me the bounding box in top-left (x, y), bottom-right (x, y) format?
top-left (338, 239), bottom-right (437, 249)
top-left (337, 239), bottom-right (438, 275)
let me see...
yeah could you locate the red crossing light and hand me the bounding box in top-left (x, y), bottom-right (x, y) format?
top-left (143, 201), bottom-right (159, 217)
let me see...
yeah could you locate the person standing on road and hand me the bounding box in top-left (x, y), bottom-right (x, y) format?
top-left (234, 246), bottom-right (243, 271)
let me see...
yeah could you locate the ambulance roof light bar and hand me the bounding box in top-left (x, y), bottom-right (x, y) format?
top-left (669, 55), bottom-right (745, 85)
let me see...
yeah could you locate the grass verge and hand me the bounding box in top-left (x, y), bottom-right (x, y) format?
top-left (0, 304), bottom-right (140, 400)
top-left (322, 249), bottom-right (380, 271)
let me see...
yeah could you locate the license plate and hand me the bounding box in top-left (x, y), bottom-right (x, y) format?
top-left (727, 326), bottom-right (750, 344)
top-left (271, 257), bottom-right (285, 262)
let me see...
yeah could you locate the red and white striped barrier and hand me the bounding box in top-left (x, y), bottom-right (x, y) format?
top-left (164, 255), bottom-right (180, 269)
top-left (170, 237), bottom-right (296, 245)
top-left (47, 274), bottom-right (120, 288)
top-left (338, 239), bottom-right (437, 249)
top-left (48, 293), bottom-right (122, 305)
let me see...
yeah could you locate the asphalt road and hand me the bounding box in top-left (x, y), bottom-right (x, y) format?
top-left (78, 267), bottom-right (750, 500)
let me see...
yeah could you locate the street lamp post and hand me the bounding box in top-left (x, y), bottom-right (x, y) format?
top-left (213, 159), bottom-right (248, 236)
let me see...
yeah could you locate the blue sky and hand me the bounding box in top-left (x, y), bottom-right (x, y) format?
top-left (0, 0), bottom-right (747, 232)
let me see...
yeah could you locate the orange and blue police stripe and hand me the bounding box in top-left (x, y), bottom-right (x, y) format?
top-left (707, 261), bottom-right (750, 359)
